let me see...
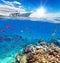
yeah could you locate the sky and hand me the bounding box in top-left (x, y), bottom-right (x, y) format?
top-left (0, 0), bottom-right (60, 23)
top-left (0, 0), bottom-right (60, 12)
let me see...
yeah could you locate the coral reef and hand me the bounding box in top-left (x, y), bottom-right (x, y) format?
top-left (12, 42), bottom-right (60, 63)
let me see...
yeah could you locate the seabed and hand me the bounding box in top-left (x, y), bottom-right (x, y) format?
top-left (11, 38), bottom-right (60, 63)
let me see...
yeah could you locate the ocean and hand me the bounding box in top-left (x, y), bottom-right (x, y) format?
top-left (0, 19), bottom-right (60, 63)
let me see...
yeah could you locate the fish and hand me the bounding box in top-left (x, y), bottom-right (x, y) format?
top-left (48, 38), bottom-right (50, 41)
top-left (1, 30), bottom-right (6, 32)
top-left (6, 26), bottom-right (11, 28)
top-left (1, 37), bottom-right (5, 40)
top-left (26, 27), bottom-right (29, 30)
top-left (11, 28), bottom-right (14, 30)
top-left (9, 36), bottom-right (13, 40)
top-left (54, 25), bottom-right (58, 29)
top-left (51, 32), bottom-right (56, 37)
top-left (18, 36), bottom-right (22, 39)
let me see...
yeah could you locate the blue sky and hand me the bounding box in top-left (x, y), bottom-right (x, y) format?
top-left (0, 0), bottom-right (60, 12)
top-left (21, 0), bottom-right (60, 13)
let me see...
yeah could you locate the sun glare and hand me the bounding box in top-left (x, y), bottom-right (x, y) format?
top-left (30, 7), bottom-right (46, 18)
top-left (38, 7), bottom-right (45, 14)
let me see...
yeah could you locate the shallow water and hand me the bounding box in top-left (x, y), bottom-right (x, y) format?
top-left (0, 20), bottom-right (60, 63)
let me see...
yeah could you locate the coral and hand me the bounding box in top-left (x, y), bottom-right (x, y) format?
top-left (20, 55), bottom-right (27, 63)
top-left (12, 42), bottom-right (60, 63)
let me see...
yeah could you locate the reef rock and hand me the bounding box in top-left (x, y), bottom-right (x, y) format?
top-left (20, 55), bottom-right (27, 63)
top-left (12, 42), bottom-right (60, 63)
top-left (24, 46), bottom-right (35, 54)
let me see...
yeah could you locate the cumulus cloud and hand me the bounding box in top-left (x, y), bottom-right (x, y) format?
top-left (43, 12), bottom-right (60, 23)
top-left (29, 7), bottom-right (60, 23)
top-left (12, 1), bottom-right (21, 5)
top-left (0, 0), bottom-right (26, 16)
top-left (2, 0), bottom-right (21, 6)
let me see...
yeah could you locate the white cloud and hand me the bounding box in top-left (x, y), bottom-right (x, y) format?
top-left (0, 0), bottom-right (26, 16)
top-left (29, 7), bottom-right (60, 23)
top-left (13, 1), bottom-right (21, 5)
top-left (44, 12), bottom-right (60, 23)
top-left (2, 0), bottom-right (21, 6)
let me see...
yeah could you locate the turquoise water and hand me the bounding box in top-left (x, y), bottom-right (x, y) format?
top-left (0, 20), bottom-right (60, 63)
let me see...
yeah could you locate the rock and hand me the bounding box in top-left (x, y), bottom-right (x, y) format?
top-left (20, 55), bottom-right (27, 63)
top-left (40, 42), bottom-right (47, 46)
top-left (24, 46), bottom-right (35, 54)
top-left (41, 58), bottom-right (47, 63)
top-left (35, 45), bottom-right (43, 49)
top-left (33, 61), bottom-right (38, 63)
top-left (37, 40), bottom-right (44, 44)
top-left (15, 53), bottom-right (22, 63)
top-left (35, 49), bottom-right (44, 55)
top-left (18, 36), bottom-right (22, 39)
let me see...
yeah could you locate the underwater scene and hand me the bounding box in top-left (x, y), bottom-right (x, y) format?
top-left (0, 0), bottom-right (60, 63)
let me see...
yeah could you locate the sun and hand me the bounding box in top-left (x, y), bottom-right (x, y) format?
top-left (30, 7), bottom-right (46, 18)
top-left (37, 7), bottom-right (45, 14)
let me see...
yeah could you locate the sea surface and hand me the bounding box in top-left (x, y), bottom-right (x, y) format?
top-left (0, 19), bottom-right (60, 63)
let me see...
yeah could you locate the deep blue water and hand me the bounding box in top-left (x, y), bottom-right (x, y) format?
top-left (0, 19), bottom-right (60, 63)
top-left (0, 19), bottom-right (60, 37)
